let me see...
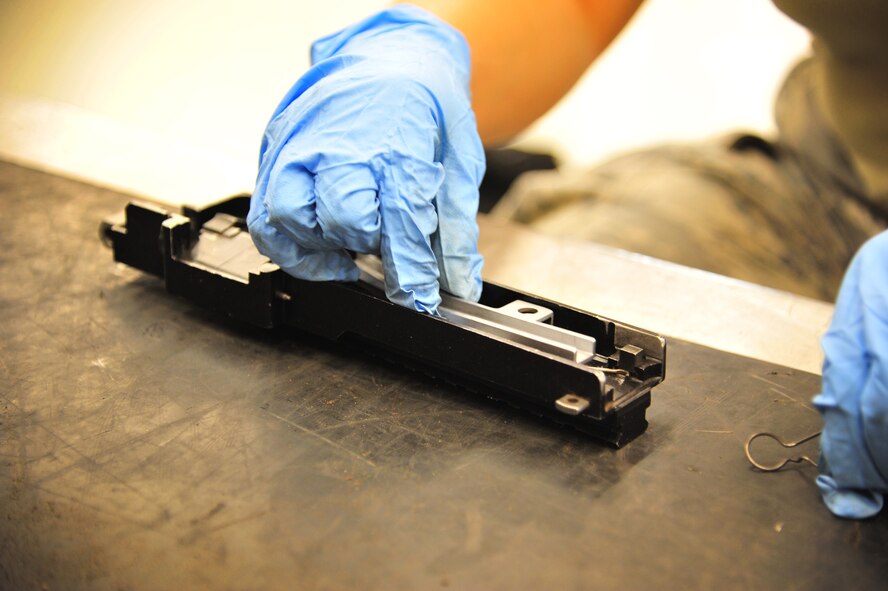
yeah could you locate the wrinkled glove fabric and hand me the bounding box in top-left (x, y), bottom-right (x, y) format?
top-left (248, 5), bottom-right (485, 314)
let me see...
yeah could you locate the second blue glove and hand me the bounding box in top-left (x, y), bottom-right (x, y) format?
top-left (815, 229), bottom-right (888, 518)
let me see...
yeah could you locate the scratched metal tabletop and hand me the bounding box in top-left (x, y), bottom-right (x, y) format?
top-left (2, 160), bottom-right (886, 590)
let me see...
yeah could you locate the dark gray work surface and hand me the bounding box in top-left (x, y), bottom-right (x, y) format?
top-left (1, 160), bottom-right (886, 590)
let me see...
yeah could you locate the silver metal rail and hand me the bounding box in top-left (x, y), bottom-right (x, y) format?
top-left (355, 256), bottom-right (596, 365)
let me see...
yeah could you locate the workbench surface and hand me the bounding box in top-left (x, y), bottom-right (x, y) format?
top-left (2, 161), bottom-right (886, 590)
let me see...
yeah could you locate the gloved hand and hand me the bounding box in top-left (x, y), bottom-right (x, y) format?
top-left (814, 230), bottom-right (888, 519)
top-left (247, 5), bottom-right (485, 314)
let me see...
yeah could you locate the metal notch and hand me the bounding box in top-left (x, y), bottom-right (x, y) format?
top-left (555, 394), bottom-right (591, 416)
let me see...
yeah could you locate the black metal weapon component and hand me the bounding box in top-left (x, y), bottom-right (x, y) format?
top-left (101, 196), bottom-right (666, 447)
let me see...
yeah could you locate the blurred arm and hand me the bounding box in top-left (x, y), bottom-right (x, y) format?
top-left (407, 0), bottom-right (644, 145)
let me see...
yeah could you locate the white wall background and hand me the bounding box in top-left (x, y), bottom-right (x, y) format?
top-left (0, 0), bottom-right (809, 200)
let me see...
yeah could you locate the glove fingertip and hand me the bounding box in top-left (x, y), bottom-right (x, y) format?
top-left (386, 282), bottom-right (441, 315)
top-left (248, 210), bottom-right (359, 283)
top-left (816, 474), bottom-right (885, 519)
top-left (439, 253), bottom-right (483, 302)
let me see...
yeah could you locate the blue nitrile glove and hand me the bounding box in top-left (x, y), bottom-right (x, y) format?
top-left (247, 5), bottom-right (485, 314)
top-left (813, 230), bottom-right (888, 519)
